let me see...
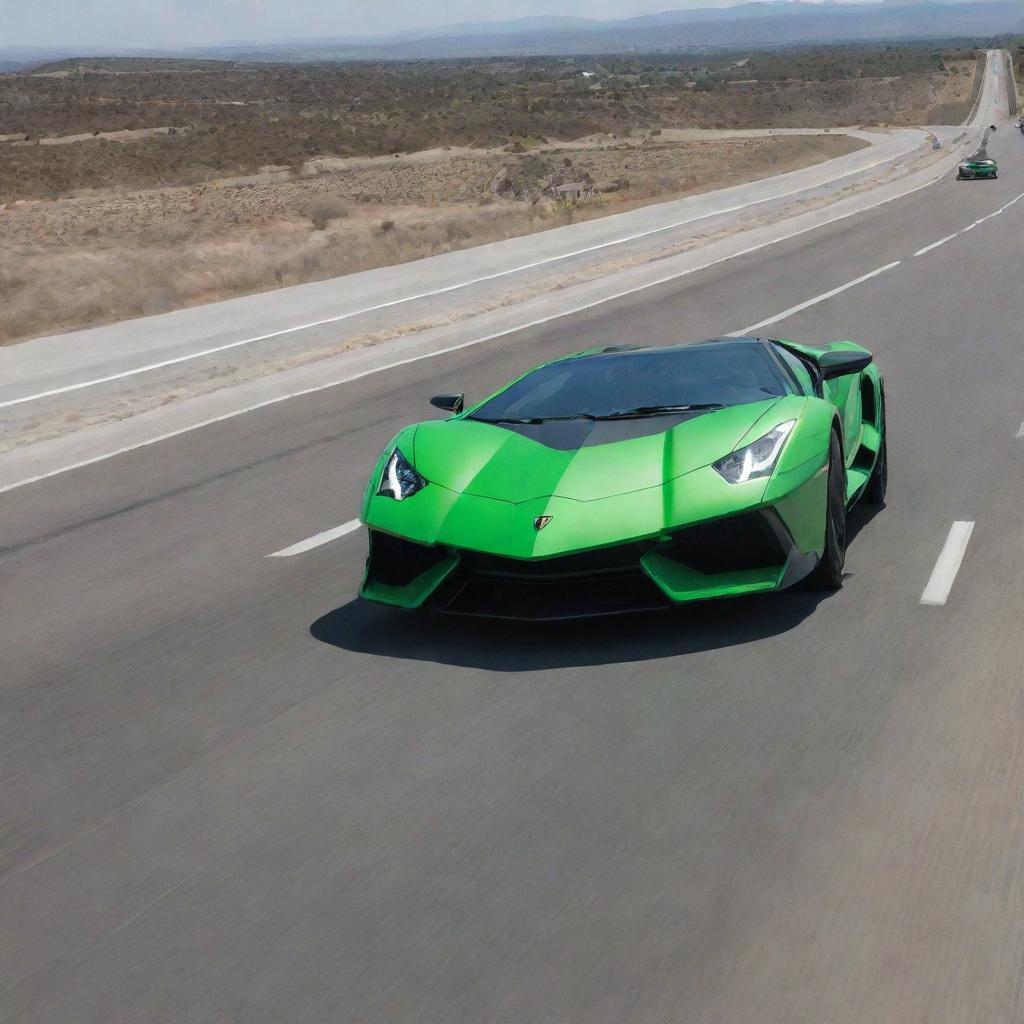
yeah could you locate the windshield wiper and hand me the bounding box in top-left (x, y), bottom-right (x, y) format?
top-left (473, 412), bottom-right (599, 425)
top-left (473, 406), bottom-right (722, 425)
top-left (472, 416), bottom-right (544, 424)
top-left (592, 403), bottom-right (725, 420)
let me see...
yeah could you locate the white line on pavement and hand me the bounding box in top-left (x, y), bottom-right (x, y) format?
top-left (729, 262), bottom-right (901, 336)
top-left (0, 173), bottom-right (947, 496)
top-left (1015, 420), bottom-right (1024, 438)
top-left (912, 234), bottom-right (958, 257)
top-left (0, 146), bottom-right (911, 412)
top-left (920, 521), bottom-right (975, 606)
top-left (916, 190), bottom-right (1024, 248)
top-left (267, 519), bottom-right (362, 557)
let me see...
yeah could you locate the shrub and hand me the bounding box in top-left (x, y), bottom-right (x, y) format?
top-left (443, 218), bottom-right (470, 242)
top-left (306, 199), bottom-right (348, 230)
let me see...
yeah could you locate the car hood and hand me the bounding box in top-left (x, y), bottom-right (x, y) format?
top-left (411, 398), bottom-right (787, 504)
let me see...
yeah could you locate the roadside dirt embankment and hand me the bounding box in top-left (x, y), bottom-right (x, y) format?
top-left (0, 132), bottom-right (862, 345)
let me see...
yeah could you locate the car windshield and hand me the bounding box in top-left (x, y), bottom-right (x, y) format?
top-left (471, 342), bottom-right (789, 422)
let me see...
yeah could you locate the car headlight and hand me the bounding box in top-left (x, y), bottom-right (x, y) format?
top-left (713, 421), bottom-right (796, 484)
top-left (377, 447), bottom-right (427, 501)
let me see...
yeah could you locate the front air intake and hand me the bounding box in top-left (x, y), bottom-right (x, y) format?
top-left (366, 531), bottom-right (449, 587)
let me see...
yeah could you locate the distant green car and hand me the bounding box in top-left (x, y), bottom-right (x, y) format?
top-left (359, 338), bottom-right (887, 619)
top-left (957, 157), bottom-right (997, 179)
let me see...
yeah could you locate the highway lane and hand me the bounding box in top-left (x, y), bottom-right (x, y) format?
top-left (3, 68), bottom-right (1024, 1024)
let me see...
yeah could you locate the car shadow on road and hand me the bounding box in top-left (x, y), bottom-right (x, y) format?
top-left (312, 503), bottom-right (883, 672)
top-left (847, 498), bottom-right (883, 546)
top-left (310, 589), bottom-right (828, 672)
top-left (311, 503), bottom-right (884, 672)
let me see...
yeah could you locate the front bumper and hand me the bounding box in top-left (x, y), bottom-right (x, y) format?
top-left (360, 507), bottom-right (818, 620)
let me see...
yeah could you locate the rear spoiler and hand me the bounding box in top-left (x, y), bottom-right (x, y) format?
top-left (774, 340), bottom-right (872, 381)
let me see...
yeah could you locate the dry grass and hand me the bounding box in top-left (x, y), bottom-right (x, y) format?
top-left (0, 133), bottom-right (862, 344)
top-left (3, 47), bottom-right (966, 344)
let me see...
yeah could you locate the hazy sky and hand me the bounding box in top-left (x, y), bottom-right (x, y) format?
top-left (3, 0), bottom-right (768, 48)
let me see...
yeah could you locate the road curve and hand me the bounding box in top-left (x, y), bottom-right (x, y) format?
top-left (2, 51), bottom-right (1024, 1024)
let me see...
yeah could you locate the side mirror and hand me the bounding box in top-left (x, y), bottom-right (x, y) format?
top-left (430, 393), bottom-right (464, 414)
top-left (819, 350), bottom-right (872, 381)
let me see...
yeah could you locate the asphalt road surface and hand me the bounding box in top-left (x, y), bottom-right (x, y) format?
top-left (3, 62), bottom-right (1024, 1023)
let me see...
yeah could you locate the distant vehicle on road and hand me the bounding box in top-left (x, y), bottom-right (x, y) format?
top-left (958, 158), bottom-right (998, 179)
top-left (358, 338), bottom-right (887, 619)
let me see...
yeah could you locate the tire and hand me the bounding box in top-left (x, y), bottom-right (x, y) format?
top-left (865, 391), bottom-right (887, 505)
top-left (807, 432), bottom-right (847, 591)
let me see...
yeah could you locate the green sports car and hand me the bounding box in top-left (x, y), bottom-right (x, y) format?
top-left (957, 157), bottom-right (997, 179)
top-left (359, 337), bottom-right (886, 619)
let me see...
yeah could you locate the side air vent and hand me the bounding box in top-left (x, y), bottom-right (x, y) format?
top-left (657, 511), bottom-right (788, 575)
top-left (860, 376), bottom-right (877, 426)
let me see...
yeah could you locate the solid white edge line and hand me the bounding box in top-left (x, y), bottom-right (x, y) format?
top-left (267, 519), bottom-right (362, 557)
top-left (920, 521), bottom-right (975, 606)
top-left (0, 170), bottom-right (946, 497)
top-left (1015, 420), bottom-right (1024, 438)
top-left (0, 139), bottom-right (930, 411)
top-left (729, 261), bottom-right (900, 336)
top-left (912, 233), bottom-right (958, 257)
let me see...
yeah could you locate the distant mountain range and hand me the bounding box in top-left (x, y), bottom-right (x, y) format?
top-left (4, 0), bottom-right (1024, 69)
top-left (292, 2), bottom-right (1024, 58)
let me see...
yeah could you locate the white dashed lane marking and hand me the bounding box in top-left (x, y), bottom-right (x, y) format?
top-left (912, 234), bottom-right (958, 257)
top-left (730, 262), bottom-right (901, 336)
top-left (920, 521), bottom-right (975, 606)
top-left (268, 519), bottom-right (362, 558)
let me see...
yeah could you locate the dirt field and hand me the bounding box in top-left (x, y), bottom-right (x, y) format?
top-left (0, 50), bottom-right (977, 201)
top-left (0, 132), bottom-right (862, 344)
top-left (0, 47), bottom-right (977, 344)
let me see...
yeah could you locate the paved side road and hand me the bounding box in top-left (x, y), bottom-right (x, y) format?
top-left (2, 50), bottom-right (1024, 1024)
